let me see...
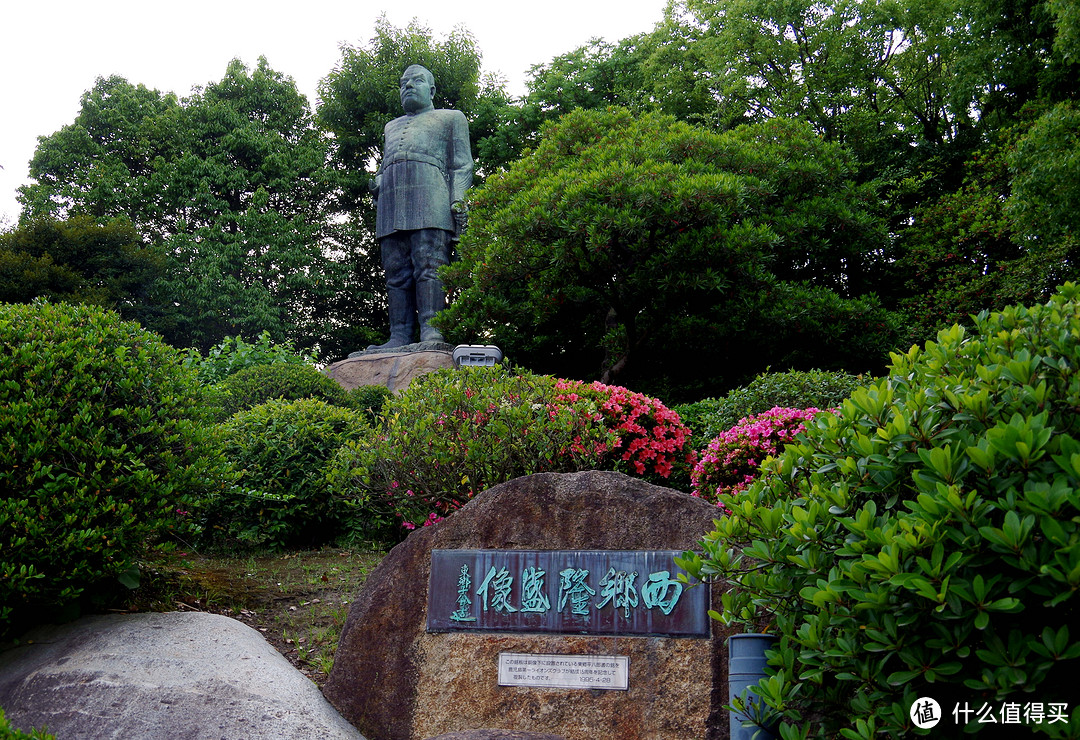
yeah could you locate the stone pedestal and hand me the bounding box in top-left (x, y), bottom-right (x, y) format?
top-left (325, 344), bottom-right (455, 394)
top-left (324, 471), bottom-right (734, 740)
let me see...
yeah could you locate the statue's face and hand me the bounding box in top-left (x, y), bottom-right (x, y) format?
top-left (400, 66), bottom-right (435, 113)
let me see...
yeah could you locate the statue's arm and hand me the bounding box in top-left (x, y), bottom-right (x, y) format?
top-left (448, 111), bottom-right (473, 208)
top-left (370, 119), bottom-right (395, 199)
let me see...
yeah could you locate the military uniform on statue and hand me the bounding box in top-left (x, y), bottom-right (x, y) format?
top-left (362, 64), bottom-right (473, 352)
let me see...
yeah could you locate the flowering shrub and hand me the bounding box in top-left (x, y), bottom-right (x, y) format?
top-left (691, 407), bottom-right (823, 508)
top-left (680, 368), bottom-right (865, 450)
top-left (555, 380), bottom-right (696, 486)
top-left (328, 369), bottom-right (697, 534)
top-left (327, 366), bottom-right (615, 532)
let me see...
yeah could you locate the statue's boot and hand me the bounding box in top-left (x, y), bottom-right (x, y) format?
top-left (366, 287), bottom-right (417, 350)
top-left (417, 279), bottom-right (446, 343)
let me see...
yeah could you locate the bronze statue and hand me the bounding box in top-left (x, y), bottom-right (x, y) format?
top-left (366, 64), bottom-right (473, 350)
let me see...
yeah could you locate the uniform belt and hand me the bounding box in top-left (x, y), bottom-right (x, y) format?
top-left (384, 151), bottom-right (444, 168)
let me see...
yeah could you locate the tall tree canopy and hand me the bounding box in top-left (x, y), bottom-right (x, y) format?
top-left (18, 59), bottom-right (366, 356)
top-left (437, 108), bottom-right (898, 400)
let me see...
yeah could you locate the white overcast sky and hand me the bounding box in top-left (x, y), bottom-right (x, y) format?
top-left (0, 0), bottom-right (669, 225)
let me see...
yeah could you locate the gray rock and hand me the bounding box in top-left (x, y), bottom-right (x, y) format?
top-left (0, 611), bottom-right (365, 740)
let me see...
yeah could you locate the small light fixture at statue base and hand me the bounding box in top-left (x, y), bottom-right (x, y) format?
top-left (453, 345), bottom-right (503, 367)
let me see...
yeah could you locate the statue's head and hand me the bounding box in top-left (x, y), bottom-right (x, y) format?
top-left (400, 65), bottom-right (435, 114)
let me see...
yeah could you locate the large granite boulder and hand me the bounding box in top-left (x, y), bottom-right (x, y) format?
top-left (325, 346), bottom-right (454, 394)
top-left (324, 470), bottom-right (734, 740)
top-left (0, 612), bottom-right (365, 740)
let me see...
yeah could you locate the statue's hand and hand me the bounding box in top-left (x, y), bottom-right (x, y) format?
top-left (368, 176), bottom-right (381, 197)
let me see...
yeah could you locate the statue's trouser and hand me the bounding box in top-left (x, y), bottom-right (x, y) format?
top-left (372, 228), bottom-right (450, 348)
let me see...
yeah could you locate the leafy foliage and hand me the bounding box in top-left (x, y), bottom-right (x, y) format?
top-left (203, 399), bottom-right (371, 550)
top-left (679, 284), bottom-right (1080, 738)
top-left (183, 330), bottom-right (314, 385)
top-left (0, 709), bottom-right (55, 740)
top-left (1008, 101), bottom-right (1080, 245)
top-left (0, 216), bottom-right (165, 326)
top-left (886, 114), bottom-right (1080, 348)
top-left (345, 384), bottom-right (394, 424)
top-left (0, 301), bottom-right (229, 632)
top-left (437, 108), bottom-right (895, 400)
top-left (211, 363), bottom-right (354, 421)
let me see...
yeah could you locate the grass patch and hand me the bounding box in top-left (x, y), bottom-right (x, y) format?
top-left (122, 547), bottom-right (383, 685)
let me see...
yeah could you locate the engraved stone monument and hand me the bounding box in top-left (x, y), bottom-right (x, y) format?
top-left (324, 470), bottom-right (737, 740)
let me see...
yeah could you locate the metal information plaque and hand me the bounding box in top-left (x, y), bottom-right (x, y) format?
top-left (426, 549), bottom-right (709, 637)
top-left (497, 652), bottom-right (629, 690)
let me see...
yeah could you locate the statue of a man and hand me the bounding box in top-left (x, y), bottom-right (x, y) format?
top-left (366, 64), bottom-right (473, 350)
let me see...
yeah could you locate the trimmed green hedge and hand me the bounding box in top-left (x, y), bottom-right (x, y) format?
top-left (201, 398), bottom-right (372, 550)
top-left (0, 301), bottom-right (229, 631)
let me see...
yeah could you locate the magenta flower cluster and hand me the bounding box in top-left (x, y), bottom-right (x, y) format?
top-left (691, 406), bottom-right (825, 511)
top-left (555, 379), bottom-right (696, 479)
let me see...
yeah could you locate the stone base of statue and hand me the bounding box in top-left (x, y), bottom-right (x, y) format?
top-left (349, 341), bottom-right (454, 358)
top-left (325, 343), bottom-right (455, 395)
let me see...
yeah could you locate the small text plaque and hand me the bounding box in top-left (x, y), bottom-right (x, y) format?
top-left (497, 652), bottom-right (629, 690)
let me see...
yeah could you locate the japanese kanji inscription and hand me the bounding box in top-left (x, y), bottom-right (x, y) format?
top-left (426, 549), bottom-right (710, 637)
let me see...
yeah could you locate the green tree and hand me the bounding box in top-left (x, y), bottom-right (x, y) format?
top-left (1008, 101), bottom-right (1080, 244)
top-left (885, 111), bottom-right (1080, 347)
top-left (19, 60), bottom-right (366, 357)
top-left (1049, 0), bottom-right (1080, 61)
top-left (18, 76), bottom-right (180, 233)
top-left (658, 0), bottom-right (1078, 214)
top-left (0, 216), bottom-right (164, 325)
top-left (437, 108), bottom-right (897, 400)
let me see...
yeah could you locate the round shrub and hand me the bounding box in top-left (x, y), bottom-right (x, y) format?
top-left (691, 407), bottom-right (823, 509)
top-left (328, 365), bottom-right (616, 530)
top-left (680, 284), bottom-right (1080, 737)
top-left (697, 368), bottom-right (866, 445)
top-left (212, 363), bottom-right (353, 420)
top-left (0, 301), bottom-right (228, 630)
top-left (203, 398), bottom-right (371, 550)
top-left (346, 384), bottom-right (394, 423)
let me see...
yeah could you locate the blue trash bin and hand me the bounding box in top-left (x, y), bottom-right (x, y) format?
top-left (727, 633), bottom-right (779, 740)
